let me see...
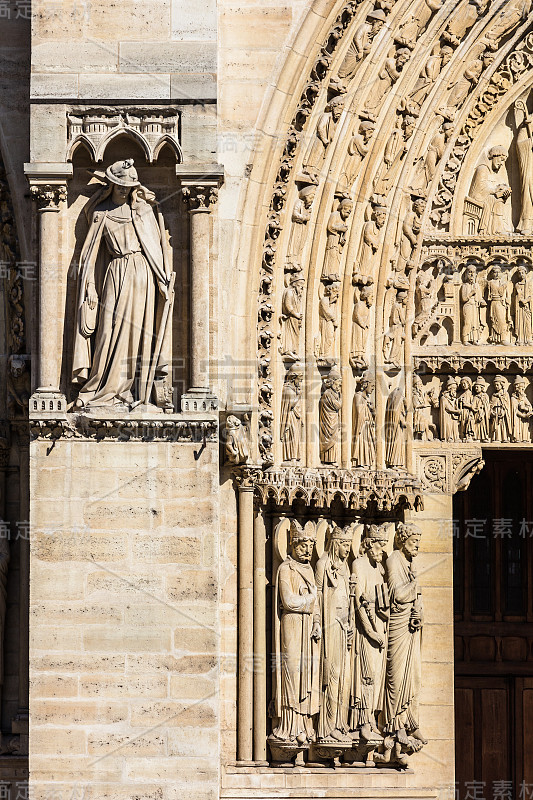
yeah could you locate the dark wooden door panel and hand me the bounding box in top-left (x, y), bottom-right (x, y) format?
top-left (455, 678), bottom-right (512, 799)
top-left (479, 688), bottom-right (511, 792)
top-left (455, 686), bottom-right (475, 792)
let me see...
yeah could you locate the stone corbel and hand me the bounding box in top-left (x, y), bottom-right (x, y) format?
top-left (24, 163), bottom-right (72, 416)
top-left (177, 165), bottom-right (224, 412)
top-left (415, 444), bottom-right (484, 494)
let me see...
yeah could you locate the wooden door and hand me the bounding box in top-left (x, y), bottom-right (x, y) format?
top-left (455, 677), bottom-right (512, 799)
top-left (454, 452), bottom-right (533, 799)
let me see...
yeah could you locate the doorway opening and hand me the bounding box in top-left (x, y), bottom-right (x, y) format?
top-left (454, 451), bottom-right (533, 799)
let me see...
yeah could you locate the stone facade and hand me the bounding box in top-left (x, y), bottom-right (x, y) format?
top-left (1, 0), bottom-right (533, 798)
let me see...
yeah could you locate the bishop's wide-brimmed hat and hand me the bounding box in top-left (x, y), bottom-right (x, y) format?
top-left (105, 158), bottom-right (141, 188)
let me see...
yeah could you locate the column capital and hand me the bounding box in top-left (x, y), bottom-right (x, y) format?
top-left (177, 163), bottom-right (224, 212)
top-left (25, 162), bottom-right (72, 211)
top-left (29, 184), bottom-right (67, 211)
top-left (181, 184), bottom-right (219, 212)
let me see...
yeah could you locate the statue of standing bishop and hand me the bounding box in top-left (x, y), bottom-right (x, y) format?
top-left (377, 522), bottom-right (427, 763)
top-left (271, 521), bottom-right (321, 746)
top-left (350, 524), bottom-right (390, 743)
top-left (314, 525), bottom-right (354, 743)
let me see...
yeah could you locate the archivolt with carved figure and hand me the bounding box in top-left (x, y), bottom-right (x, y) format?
top-left (234, 0), bottom-right (533, 778)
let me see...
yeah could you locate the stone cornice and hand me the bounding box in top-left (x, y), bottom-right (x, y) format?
top-left (30, 413), bottom-right (218, 442)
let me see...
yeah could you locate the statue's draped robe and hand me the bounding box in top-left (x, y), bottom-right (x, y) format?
top-left (273, 557), bottom-right (320, 741)
top-left (461, 282), bottom-right (484, 343)
top-left (351, 555), bottom-right (388, 729)
top-left (511, 392), bottom-right (532, 442)
top-left (517, 120), bottom-right (533, 233)
top-left (488, 278), bottom-right (511, 343)
top-left (458, 388), bottom-right (475, 440)
top-left (351, 294), bottom-right (371, 360)
top-left (472, 392), bottom-right (490, 441)
top-left (315, 554), bottom-right (351, 739)
top-left (490, 389), bottom-right (511, 442)
top-left (413, 388), bottom-right (433, 440)
top-left (513, 279), bottom-right (533, 344)
top-left (281, 285), bottom-right (302, 355)
top-left (352, 392), bottom-right (375, 466)
top-left (385, 389), bottom-right (406, 467)
top-left (469, 161), bottom-right (511, 234)
top-left (319, 388), bottom-right (341, 463)
top-left (287, 200), bottom-right (310, 265)
top-left (280, 384), bottom-right (301, 461)
top-left (440, 391), bottom-right (460, 441)
top-left (72, 196), bottom-right (168, 406)
top-left (380, 550), bottom-right (422, 735)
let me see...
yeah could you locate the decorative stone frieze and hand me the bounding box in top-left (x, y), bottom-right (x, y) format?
top-left (236, 465), bottom-right (423, 512)
top-left (67, 107), bottom-right (182, 163)
top-left (30, 414), bottom-right (217, 442)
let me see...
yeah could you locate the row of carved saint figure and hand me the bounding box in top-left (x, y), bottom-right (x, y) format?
top-left (279, 366), bottom-right (533, 469)
top-left (415, 373), bottom-right (533, 443)
top-left (269, 520), bottom-right (425, 767)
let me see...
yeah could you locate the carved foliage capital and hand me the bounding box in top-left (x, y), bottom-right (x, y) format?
top-left (233, 466), bottom-right (263, 491)
top-left (30, 183), bottom-right (67, 211)
top-left (182, 184), bottom-right (218, 212)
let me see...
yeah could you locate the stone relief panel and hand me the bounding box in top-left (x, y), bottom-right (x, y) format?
top-left (412, 370), bottom-right (533, 443)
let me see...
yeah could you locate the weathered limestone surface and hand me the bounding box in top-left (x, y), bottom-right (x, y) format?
top-left (14, 0), bottom-right (533, 794)
top-left (29, 439), bottom-right (220, 800)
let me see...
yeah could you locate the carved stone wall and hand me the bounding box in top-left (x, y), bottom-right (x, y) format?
top-left (16, 0), bottom-right (533, 799)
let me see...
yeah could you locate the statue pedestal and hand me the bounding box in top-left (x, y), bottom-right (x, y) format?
top-left (267, 737), bottom-right (308, 766)
top-left (181, 388), bottom-right (218, 413)
top-left (29, 390), bottom-right (67, 419)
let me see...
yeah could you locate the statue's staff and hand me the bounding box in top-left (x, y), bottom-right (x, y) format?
top-left (143, 205), bottom-right (175, 406)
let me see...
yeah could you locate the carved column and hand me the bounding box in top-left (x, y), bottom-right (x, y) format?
top-left (180, 168), bottom-right (223, 412)
top-left (236, 471), bottom-right (255, 762)
top-left (14, 425), bottom-right (28, 753)
top-left (25, 165), bottom-right (72, 411)
top-left (253, 506), bottom-right (267, 763)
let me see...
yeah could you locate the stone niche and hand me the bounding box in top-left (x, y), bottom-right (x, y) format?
top-left (63, 135), bottom-right (190, 410)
